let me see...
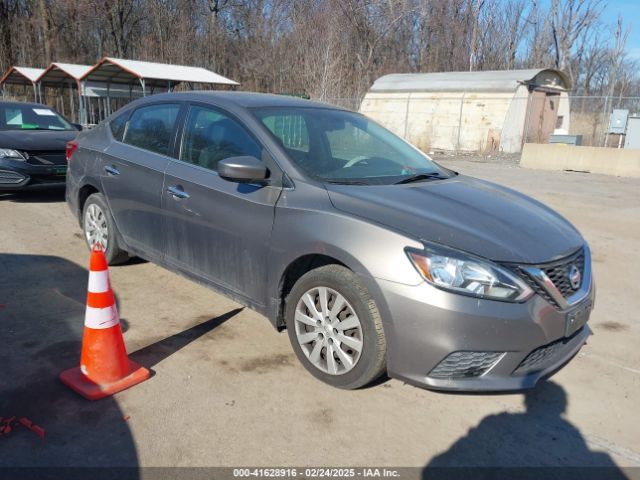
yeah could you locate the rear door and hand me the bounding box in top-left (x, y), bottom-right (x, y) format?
top-left (162, 103), bottom-right (281, 305)
top-left (101, 102), bottom-right (183, 260)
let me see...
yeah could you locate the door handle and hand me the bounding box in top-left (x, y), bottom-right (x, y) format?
top-left (104, 165), bottom-right (120, 176)
top-left (167, 185), bottom-right (189, 199)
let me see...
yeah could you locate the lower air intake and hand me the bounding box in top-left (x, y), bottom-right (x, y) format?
top-left (0, 170), bottom-right (25, 184)
top-left (429, 351), bottom-right (504, 379)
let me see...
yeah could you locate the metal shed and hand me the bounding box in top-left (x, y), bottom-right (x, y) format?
top-left (0, 66), bottom-right (46, 101)
top-left (360, 68), bottom-right (571, 153)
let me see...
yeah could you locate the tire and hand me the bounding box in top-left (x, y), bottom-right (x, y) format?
top-left (285, 264), bottom-right (387, 389)
top-left (82, 193), bottom-right (129, 265)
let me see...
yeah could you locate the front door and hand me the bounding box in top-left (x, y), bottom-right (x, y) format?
top-left (101, 103), bottom-right (182, 260)
top-left (161, 104), bottom-right (281, 305)
top-left (525, 90), bottom-right (560, 144)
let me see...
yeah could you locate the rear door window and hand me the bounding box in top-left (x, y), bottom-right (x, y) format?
top-left (179, 105), bottom-right (262, 171)
top-left (123, 104), bottom-right (180, 156)
top-left (109, 111), bottom-right (130, 141)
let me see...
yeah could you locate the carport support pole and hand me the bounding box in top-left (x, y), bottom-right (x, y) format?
top-left (69, 80), bottom-right (75, 123)
top-left (77, 80), bottom-right (85, 126)
top-left (107, 81), bottom-right (111, 117)
top-left (140, 79), bottom-right (146, 97)
top-left (32, 83), bottom-right (38, 102)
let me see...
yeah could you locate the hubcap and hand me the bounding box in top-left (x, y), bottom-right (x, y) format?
top-left (294, 286), bottom-right (363, 375)
top-left (84, 203), bottom-right (108, 251)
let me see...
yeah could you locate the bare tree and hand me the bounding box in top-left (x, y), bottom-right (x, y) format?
top-left (550, 0), bottom-right (602, 83)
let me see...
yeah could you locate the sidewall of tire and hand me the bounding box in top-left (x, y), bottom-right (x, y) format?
top-left (285, 265), bottom-right (386, 389)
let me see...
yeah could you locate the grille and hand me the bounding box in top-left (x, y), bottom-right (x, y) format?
top-left (429, 351), bottom-right (504, 379)
top-left (513, 327), bottom-right (583, 375)
top-left (23, 150), bottom-right (66, 166)
top-left (516, 268), bottom-right (559, 307)
top-left (514, 248), bottom-right (585, 309)
top-left (0, 170), bottom-right (25, 184)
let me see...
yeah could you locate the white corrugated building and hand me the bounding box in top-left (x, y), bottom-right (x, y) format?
top-left (360, 69), bottom-right (571, 153)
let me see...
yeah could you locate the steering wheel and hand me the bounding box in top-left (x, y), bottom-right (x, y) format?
top-left (343, 155), bottom-right (370, 168)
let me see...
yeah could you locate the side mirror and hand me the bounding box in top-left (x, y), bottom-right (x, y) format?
top-left (218, 156), bottom-right (268, 183)
top-left (73, 123), bottom-right (83, 131)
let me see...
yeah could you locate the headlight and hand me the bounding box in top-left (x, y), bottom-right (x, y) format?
top-left (0, 149), bottom-right (26, 161)
top-left (407, 243), bottom-right (533, 302)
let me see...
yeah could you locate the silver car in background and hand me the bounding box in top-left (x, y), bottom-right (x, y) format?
top-left (65, 92), bottom-right (594, 391)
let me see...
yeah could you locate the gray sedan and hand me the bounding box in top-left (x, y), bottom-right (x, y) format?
top-left (65, 92), bottom-right (594, 391)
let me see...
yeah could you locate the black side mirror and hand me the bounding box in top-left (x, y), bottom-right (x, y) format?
top-left (73, 123), bottom-right (83, 131)
top-left (218, 156), bottom-right (268, 183)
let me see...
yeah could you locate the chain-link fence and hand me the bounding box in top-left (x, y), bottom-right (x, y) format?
top-left (323, 95), bottom-right (640, 152)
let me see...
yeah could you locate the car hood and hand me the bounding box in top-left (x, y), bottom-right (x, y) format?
top-left (0, 130), bottom-right (77, 151)
top-left (326, 175), bottom-right (584, 264)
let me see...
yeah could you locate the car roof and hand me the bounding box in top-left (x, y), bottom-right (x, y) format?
top-left (134, 91), bottom-right (346, 111)
top-left (0, 100), bottom-right (50, 109)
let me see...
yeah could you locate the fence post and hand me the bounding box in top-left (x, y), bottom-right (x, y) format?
top-left (601, 95), bottom-right (609, 147)
top-left (456, 92), bottom-right (466, 151)
top-left (403, 93), bottom-right (411, 140)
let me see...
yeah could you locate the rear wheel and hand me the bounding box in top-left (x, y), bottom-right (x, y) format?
top-left (285, 264), bottom-right (386, 389)
top-left (82, 193), bottom-right (128, 265)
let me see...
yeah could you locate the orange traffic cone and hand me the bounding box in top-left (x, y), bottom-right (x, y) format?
top-left (60, 247), bottom-right (150, 400)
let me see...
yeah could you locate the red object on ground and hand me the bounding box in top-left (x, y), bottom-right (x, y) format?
top-left (0, 417), bottom-right (15, 436)
top-left (59, 247), bottom-right (150, 400)
top-left (18, 417), bottom-right (45, 439)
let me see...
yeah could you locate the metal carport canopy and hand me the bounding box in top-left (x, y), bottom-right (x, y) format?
top-left (80, 57), bottom-right (239, 91)
top-left (0, 66), bottom-right (46, 101)
top-left (0, 66), bottom-right (45, 86)
top-left (36, 63), bottom-right (93, 87)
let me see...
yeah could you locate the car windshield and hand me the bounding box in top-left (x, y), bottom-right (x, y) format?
top-left (253, 107), bottom-right (450, 185)
top-left (0, 104), bottom-right (75, 131)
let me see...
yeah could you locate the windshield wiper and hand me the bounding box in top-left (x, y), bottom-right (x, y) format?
top-left (325, 179), bottom-right (370, 185)
top-left (394, 173), bottom-right (447, 185)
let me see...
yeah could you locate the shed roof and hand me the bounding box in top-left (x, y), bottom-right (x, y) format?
top-left (0, 66), bottom-right (46, 86)
top-left (369, 68), bottom-right (570, 93)
top-left (81, 57), bottom-right (239, 88)
top-left (37, 63), bottom-right (93, 87)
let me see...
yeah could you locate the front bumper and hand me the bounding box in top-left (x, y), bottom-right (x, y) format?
top-left (378, 276), bottom-right (594, 392)
top-left (0, 159), bottom-right (66, 191)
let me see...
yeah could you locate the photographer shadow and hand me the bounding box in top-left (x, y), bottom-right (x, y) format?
top-left (423, 381), bottom-right (628, 480)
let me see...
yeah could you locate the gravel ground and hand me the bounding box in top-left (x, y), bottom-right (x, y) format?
top-left (1, 161), bottom-right (639, 479)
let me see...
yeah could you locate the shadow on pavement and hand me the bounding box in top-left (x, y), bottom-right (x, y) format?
top-left (131, 308), bottom-right (242, 368)
top-left (422, 381), bottom-right (628, 480)
top-left (0, 253), bottom-right (238, 477)
top-left (0, 188), bottom-right (66, 203)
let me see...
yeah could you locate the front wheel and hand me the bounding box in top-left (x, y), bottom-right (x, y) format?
top-left (82, 193), bottom-right (129, 265)
top-left (285, 265), bottom-right (387, 389)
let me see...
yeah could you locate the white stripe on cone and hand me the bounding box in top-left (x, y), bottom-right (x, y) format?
top-left (85, 305), bottom-right (120, 329)
top-left (88, 270), bottom-right (110, 293)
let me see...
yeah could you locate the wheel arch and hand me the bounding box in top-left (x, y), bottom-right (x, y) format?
top-left (77, 183), bottom-right (101, 225)
top-left (272, 249), bottom-right (390, 332)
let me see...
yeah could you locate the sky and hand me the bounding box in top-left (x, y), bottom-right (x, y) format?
top-left (539, 0), bottom-right (640, 59)
top-left (601, 1), bottom-right (640, 59)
